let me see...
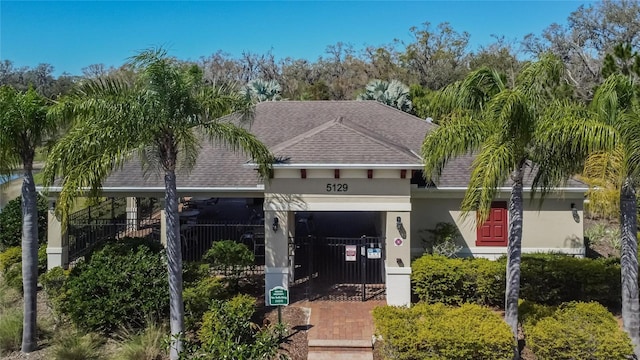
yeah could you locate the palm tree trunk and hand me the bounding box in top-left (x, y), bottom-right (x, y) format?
top-left (164, 169), bottom-right (185, 360)
top-left (21, 166), bottom-right (38, 353)
top-left (620, 177), bottom-right (640, 357)
top-left (506, 166), bottom-right (524, 360)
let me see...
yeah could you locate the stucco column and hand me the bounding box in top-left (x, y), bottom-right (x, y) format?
top-left (264, 209), bottom-right (293, 302)
top-left (46, 200), bottom-right (68, 270)
top-left (126, 197), bottom-right (140, 231)
top-left (158, 199), bottom-right (167, 247)
top-left (385, 211), bottom-right (412, 307)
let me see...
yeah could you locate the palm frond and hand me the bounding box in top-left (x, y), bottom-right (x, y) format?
top-left (421, 113), bottom-right (488, 181)
top-left (460, 138), bottom-right (516, 222)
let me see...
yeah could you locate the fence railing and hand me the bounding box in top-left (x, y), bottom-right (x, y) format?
top-left (67, 217), bottom-right (161, 263)
top-left (180, 221), bottom-right (264, 263)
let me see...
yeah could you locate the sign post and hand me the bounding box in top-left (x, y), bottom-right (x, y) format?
top-left (269, 286), bottom-right (289, 329)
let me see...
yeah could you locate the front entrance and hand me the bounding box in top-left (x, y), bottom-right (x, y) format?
top-left (292, 234), bottom-right (385, 301)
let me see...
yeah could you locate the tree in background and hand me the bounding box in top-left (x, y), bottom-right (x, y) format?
top-left (422, 54), bottom-right (570, 358)
top-left (43, 48), bottom-right (273, 359)
top-left (357, 79), bottom-right (412, 112)
top-left (0, 86), bottom-right (56, 353)
top-left (241, 79), bottom-right (282, 102)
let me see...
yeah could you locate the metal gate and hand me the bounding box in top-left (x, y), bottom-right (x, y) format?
top-left (291, 235), bottom-right (385, 301)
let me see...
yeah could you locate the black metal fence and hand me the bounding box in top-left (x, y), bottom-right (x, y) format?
top-left (291, 235), bottom-right (385, 301)
top-left (181, 221), bottom-right (264, 263)
top-left (67, 217), bottom-right (161, 262)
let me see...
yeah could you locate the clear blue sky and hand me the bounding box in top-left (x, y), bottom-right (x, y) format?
top-left (1, 1), bottom-right (593, 76)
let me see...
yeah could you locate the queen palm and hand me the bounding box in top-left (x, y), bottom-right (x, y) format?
top-left (43, 48), bottom-right (273, 360)
top-left (0, 86), bottom-right (53, 353)
top-left (422, 54), bottom-right (569, 359)
top-left (543, 73), bottom-right (640, 356)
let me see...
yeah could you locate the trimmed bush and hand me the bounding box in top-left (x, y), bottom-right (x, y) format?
top-left (193, 294), bottom-right (282, 360)
top-left (374, 303), bottom-right (514, 360)
top-left (0, 246), bottom-right (23, 292)
top-left (411, 254), bottom-right (621, 307)
top-left (203, 240), bottom-right (254, 276)
top-left (411, 255), bottom-right (504, 306)
top-left (183, 276), bottom-right (227, 331)
top-left (526, 302), bottom-right (633, 359)
top-left (0, 193), bottom-right (48, 250)
top-left (60, 238), bottom-right (168, 334)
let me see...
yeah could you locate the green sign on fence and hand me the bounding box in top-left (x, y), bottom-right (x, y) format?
top-left (269, 286), bottom-right (289, 306)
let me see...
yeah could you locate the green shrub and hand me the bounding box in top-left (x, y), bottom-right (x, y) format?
top-left (0, 193), bottom-right (48, 250)
top-left (113, 322), bottom-right (167, 360)
top-left (411, 255), bottom-right (504, 306)
top-left (183, 276), bottom-right (227, 331)
top-left (203, 240), bottom-right (254, 275)
top-left (527, 302), bottom-right (633, 359)
top-left (193, 294), bottom-right (282, 360)
top-left (40, 266), bottom-right (70, 317)
top-left (60, 239), bottom-right (168, 334)
top-left (0, 247), bottom-right (23, 292)
top-left (518, 300), bottom-right (555, 327)
top-left (52, 331), bottom-right (105, 360)
top-left (374, 303), bottom-right (514, 360)
top-left (411, 254), bottom-right (621, 307)
top-left (0, 308), bottom-right (22, 354)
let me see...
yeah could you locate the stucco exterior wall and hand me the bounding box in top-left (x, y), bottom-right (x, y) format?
top-left (410, 194), bottom-right (585, 258)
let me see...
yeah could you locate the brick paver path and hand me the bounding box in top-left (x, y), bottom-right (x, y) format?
top-left (302, 300), bottom-right (386, 341)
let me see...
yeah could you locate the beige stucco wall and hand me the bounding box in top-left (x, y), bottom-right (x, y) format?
top-left (410, 194), bottom-right (584, 258)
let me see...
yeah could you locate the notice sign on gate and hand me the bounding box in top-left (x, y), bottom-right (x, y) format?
top-left (345, 245), bottom-right (357, 261)
top-left (367, 248), bottom-right (382, 259)
top-left (269, 286), bottom-right (289, 306)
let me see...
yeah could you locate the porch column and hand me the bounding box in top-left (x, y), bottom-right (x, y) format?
top-left (46, 200), bottom-right (68, 270)
top-left (159, 199), bottom-right (167, 247)
top-left (264, 209), bottom-right (293, 302)
top-left (126, 197), bottom-right (140, 231)
top-left (385, 211), bottom-right (411, 307)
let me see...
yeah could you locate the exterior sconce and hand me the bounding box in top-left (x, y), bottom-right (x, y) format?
top-left (571, 203), bottom-right (580, 223)
top-left (272, 217), bottom-right (279, 232)
top-left (396, 216), bottom-right (407, 239)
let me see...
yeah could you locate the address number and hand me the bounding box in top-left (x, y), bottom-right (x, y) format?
top-left (326, 183), bottom-right (348, 192)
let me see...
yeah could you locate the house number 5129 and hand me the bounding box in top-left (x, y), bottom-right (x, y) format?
top-left (326, 183), bottom-right (348, 192)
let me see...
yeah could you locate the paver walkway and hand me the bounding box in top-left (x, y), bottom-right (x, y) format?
top-left (299, 300), bottom-right (386, 360)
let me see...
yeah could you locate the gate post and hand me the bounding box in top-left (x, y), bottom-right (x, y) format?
top-left (385, 211), bottom-right (412, 307)
top-left (264, 210), bottom-right (293, 301)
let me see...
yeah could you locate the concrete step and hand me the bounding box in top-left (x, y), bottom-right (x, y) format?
top-left (307, 339), bottom-right (373, 360)
top-left (307, 350), bottom-right (373, 360)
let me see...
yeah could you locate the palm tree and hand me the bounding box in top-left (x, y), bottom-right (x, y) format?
top-left (421, 54), bottom-right (568, 359)
top-left (241, 79), bottom-right (282, 102)
top-left (0, 86), bottom-right (54, 352)
top-left (43, 48), bottom-right (273, 360)
top-left (357, 79), bottom-right (412, 112)
top-left (541, 73), bottom-right (640, 356)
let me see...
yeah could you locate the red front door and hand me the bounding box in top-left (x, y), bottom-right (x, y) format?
top-left (476, 202), bottom-right (508, 246)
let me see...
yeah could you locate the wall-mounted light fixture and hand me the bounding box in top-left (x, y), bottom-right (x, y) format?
top-left (571, 203), bottom-right (580, 223)
top-left (272, 217), bottom-right (279, 232)
top-left (396, 216), bottom-right (407, 239)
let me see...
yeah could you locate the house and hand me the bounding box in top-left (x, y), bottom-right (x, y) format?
top-left (44, 101), bottom-right (586, 307)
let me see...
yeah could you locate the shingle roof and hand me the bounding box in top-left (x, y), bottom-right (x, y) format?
top-left (103, 101), bottom-right (433, 189)
top-left (98, 100), bottom-right (585, 191)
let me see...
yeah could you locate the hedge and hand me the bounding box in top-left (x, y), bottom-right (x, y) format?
top-left (373, 303), bottom-right (514, 360)
top-left (412, 254), bottom-right (621, 307)
top-left (526, 302), bottom-right (633, 359)
top-left (0, 193), bottom-right (48, 250)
